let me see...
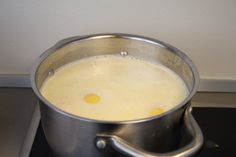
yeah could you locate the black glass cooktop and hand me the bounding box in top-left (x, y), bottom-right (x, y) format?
top-left (30, 107), bottom-right (236, 157)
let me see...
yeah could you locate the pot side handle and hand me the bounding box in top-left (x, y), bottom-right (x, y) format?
top-left (95, 107), bottom-right (203, 157)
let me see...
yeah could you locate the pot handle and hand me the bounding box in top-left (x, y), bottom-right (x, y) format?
top-left (95, 107), bottom-right (203, 157)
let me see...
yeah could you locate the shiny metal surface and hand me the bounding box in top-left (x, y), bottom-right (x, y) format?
top-left (2, 75), bottom-right (236, 92)
top-left (96, 107), bottom-right (203, 157)
top-left (31, 33), bottom-right (201, 157)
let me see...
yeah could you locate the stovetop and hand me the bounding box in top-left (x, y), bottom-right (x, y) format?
top-left (29, 107), bottom-right (236, 157)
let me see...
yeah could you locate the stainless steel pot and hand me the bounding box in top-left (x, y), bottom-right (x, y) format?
top-left (31, 33), bottom-right (203, 157)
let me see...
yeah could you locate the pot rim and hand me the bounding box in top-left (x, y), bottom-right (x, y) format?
top-left (31, 33), bottom-right (199, 124)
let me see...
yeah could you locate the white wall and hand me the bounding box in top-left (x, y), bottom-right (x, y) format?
top-left (0, 0), bottom-right (236, 80)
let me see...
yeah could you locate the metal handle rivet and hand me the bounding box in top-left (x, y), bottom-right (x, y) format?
top-left (48, 69), bottom-right (55, 76)
top-left (120, 51), bottom-right (128, 56)
top-left (96, 139), bottom-right (106, 149)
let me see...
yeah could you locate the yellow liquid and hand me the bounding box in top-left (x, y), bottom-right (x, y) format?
top-left (41, 56), bottom-right (189, 121)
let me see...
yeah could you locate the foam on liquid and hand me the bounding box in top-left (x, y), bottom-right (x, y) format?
top-left (41, 55), bottom-right (189, 121)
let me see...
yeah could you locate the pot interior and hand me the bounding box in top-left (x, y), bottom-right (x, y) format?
top-left (32, 34), bottom-right (198, 120)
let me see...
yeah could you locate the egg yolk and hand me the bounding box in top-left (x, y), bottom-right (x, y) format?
top-left (149, 107), bottom-right (165, 116)
top-left (84, 93), bottom-right (100, 104)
